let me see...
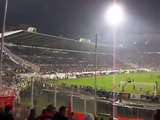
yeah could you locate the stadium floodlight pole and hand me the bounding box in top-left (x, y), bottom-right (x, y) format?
top-left (31, 76), bottom-right (34, 108)
top-left (0, 0), bottom-right (8, 85)
top-left (84, 95), bottom-right (87, 113)
top-left (31, 72), bottom-right (36, 108)
top-left (94, 34), bottom-right (98, 114)
top-left (54, 85), bottom-right (57, 107)
top-left (112, 26), bottom-right (117, 119)
top-left (71, 86), bottom-right (73, 112)
top-left (106, 1), bottom-right (124, 119)
top-left (154, 84), bottom-right (157, 96)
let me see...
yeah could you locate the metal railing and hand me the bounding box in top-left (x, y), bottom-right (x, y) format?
top-left (14, 81), bottom-right (155, 120)
top-left (3, 46), bottom-right (40, 73)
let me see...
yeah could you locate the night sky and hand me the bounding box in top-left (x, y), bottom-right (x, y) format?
top-left (1, 0), bottom-right (160, 44)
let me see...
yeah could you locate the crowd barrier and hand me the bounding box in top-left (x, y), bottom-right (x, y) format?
top-left (0, 82), bottom-right (156, 120)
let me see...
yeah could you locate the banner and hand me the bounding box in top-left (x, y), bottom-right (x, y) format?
top-left (118, 117), bottom-right (143, 120)
top-left (0, 96), bottom-right (15, 110)
top-left (121, 93), bottom-right (130, 99)
top-left (0, 85), bottom-right (19, 97)
top-left (130, 94), bottom-right (141, 100)
top-left (141, 95), bottom-right (147, 100)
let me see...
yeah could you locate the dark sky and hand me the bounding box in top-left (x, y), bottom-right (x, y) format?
top-left (1, 0), bottom-right (160, 44)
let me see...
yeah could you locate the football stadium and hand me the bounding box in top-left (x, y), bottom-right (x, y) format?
top-left (1, 0), bottom-right (160, 120)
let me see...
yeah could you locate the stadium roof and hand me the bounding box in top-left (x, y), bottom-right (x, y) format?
top-left (2, 30), bottom-right (124, 53)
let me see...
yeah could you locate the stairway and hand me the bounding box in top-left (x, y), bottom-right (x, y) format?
top-left (3, 46), bottom-right (40, 73)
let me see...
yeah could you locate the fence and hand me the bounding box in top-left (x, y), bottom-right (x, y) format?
top-left (13, 79), bottom-right (156, 120)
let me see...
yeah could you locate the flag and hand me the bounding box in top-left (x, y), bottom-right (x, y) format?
top-left (0, 96), bottom-right (15, 110)
top-left (67, 102), bottom-right (71, 117)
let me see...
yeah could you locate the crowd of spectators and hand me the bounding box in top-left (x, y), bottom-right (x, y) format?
top-left (27, 104), bottom-right (95, 120)
top-left (8, 45), bottom-right (160, 75)
top-left (0, 105), bottom-right (14, 120)
top-left (0, 104), bottom-right (96, 120)
top-left (5, 44), bottom-right (160, 74)
top-left (5, 46), bottom-right (122, 74)
top-left (2, 70), bottom-right (25, 87)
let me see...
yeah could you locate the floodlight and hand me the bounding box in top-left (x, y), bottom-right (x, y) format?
top-left (106, 4), bottom-right (124, 26)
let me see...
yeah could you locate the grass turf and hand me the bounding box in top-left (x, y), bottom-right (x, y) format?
top-left (46, 72), bottom-right (160, 94)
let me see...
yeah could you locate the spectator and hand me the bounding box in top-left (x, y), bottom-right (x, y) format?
top-left (154, 109), bottom-right (160, 120)
top-left (54, 106), bottom-right (68, 120)
top-left (28, 108), bottom-right (36, 120)
top-left (0, 108), bottom-right (5, 120)
top-left (36, 104), bottom-right (56, 120)
top-left (68, 112), bottom-right (75, 120)
top-left (46, 104), bottom-right (56, 119)
top-left (4, 105), bottom-right (14, 120)
top-left (36, 109), bottom-right (47, 120)
top-left (84, 113), bottom-right (94, 120)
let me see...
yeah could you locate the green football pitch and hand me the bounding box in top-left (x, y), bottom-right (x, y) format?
top-left (46, 72), bottom-right (160, 94)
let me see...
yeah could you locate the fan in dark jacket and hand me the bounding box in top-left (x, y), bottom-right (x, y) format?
top-left (53, 106), bottom-right (68, 120)
top-left (36, 104), bottom-right (56, 120)
top-left (28, 109), bottom-right (36, 120)
top-left (4, 105), bottom-right (14, 120)
top-left (154, 109), bottom-right (160, 120)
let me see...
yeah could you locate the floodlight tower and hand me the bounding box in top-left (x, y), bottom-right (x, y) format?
top-left (106, 2), bottom-right (124, 119)
top-left (0, 0), bottom-right (8, 84)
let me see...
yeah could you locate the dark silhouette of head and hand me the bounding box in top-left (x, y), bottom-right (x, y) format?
top-left (42, 109), bottom-right (47, 114)
top-left (29, 108), bottom-right (36, 116)
top-left (46, 104), bottom-right (56, 117)
top-left (59, 106), bottom-right (67, 116)
top-left (5, 105), bottom-right (11, 113)
top-left (0, 108), bottom-right (3, 113)
top-left (71, 112), bottom-right (74, 116)
top-left (157, 109), bottom-right (160, 114)
top-left (154, 109), bottom-right (160, 120)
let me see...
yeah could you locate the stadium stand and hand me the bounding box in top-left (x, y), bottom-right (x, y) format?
top-left (1, 30), bottom-right (160, 120)
top-left (2, 30), bottom-right (129, 74)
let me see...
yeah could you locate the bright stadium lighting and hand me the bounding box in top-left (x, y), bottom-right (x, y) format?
top-left (106, 3), bottom-right (124, 26)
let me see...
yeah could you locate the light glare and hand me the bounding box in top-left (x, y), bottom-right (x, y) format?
top-left (106, 4), bottom-right (124, 26)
